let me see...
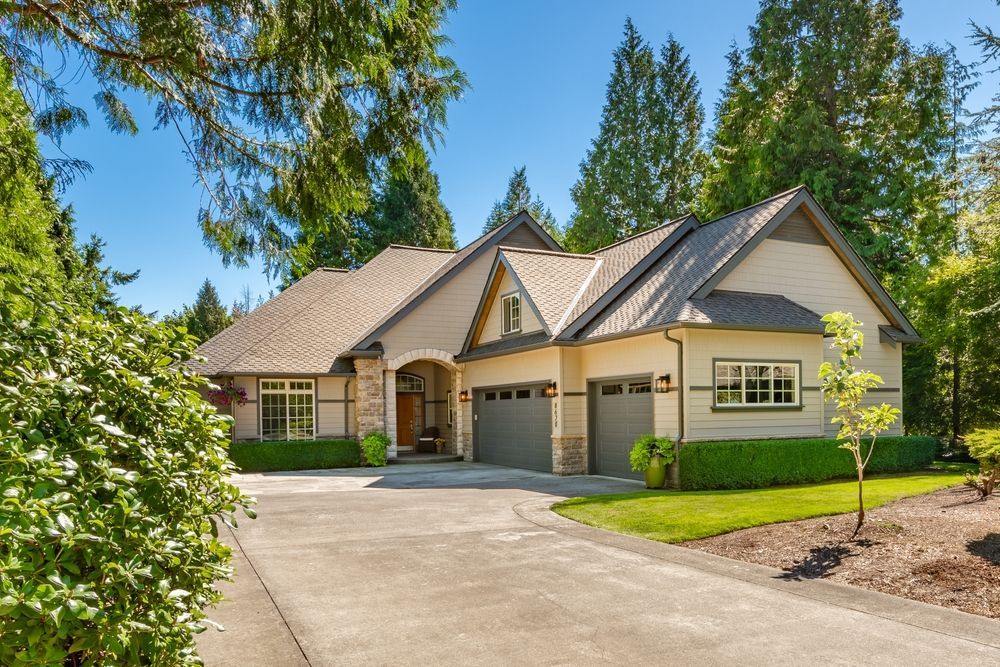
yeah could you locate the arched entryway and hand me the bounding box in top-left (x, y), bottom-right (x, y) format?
top-left (384, 349), bottom-right (464, 460)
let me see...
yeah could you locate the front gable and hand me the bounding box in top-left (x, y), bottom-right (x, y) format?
top-left (466, 254), bottom-right (548, 351)
top-left (360, 215), bottom-right (560, 359)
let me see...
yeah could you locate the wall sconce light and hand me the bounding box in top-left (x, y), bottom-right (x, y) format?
top-left (544, 382), bottom-right (558, 398)
top-left (458, 389), bottom-right (471, 403)
top-left (655, 374), bottom-right (671, 393)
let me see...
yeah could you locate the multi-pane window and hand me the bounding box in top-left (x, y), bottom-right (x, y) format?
top-left (396, 373), bottom-right (424, 392)
top-left (501, 293), bottom-right (521, 335)
top-left (714, 362), bottom-right (798, 407)
top-left (260, 379), bottom-right (315, 440)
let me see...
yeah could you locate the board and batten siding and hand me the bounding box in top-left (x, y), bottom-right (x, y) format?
top-left (716, 232), bottom-right (904, 436)
top-left (479, 270), bottom-right (544, 345)
top-left (684, 330), bottom-right (824, 441)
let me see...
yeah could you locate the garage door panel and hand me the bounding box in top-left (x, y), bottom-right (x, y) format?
top-left (592, 379), bottom-right (652, 480)
top-left (476, 386), bottom-right (552, 472)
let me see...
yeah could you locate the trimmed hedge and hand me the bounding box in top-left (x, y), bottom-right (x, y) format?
top-left (230, 439), bottom-right (360, 472)
top-left (678, 436), bottom-right (937, 490)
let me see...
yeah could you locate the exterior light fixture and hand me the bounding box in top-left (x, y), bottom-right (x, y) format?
top-left (458, 389), bottom-right (471, 403)
top-left (655, 374), bottom-right (671, 393)
top-left (544, 382), bottom-right (558, 398)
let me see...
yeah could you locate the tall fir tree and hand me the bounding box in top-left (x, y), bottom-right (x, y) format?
top-left (482, 166), bottom-right (561, 241)
top-left (699, 0), bottom-right (951, 279)
top-left (566, 20), bottom-right (704, 252)
top-left (284, 153), bottom-right (456, 283)
top-left (174, 279), bottom-right (232, 343)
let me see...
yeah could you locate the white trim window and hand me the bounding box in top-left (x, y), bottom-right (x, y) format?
top-left (501, 292), bottom-right (521, 335)
top-left (447, 390), bottom-right (455, 427)
top-left (715, 362), bottom-right (798, 406)
top-left (260, 379), bottom-right (315, 440)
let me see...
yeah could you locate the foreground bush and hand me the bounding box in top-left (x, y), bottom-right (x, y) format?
top-left (361, 432), bottom-right (391, 467)
top-left (963, 428), bottom-right (1000, 497)
top-left (230, 439), bottom-right (360, 472)
top-left (0, 291), bottom-right (254, 664)
top-left (678, 436), bottom-right (937, 490)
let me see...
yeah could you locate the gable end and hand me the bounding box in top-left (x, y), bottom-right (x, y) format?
top-left (770, 208), bottom-right (825, 245)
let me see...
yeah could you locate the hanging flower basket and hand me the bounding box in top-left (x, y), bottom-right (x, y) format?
top-left (207, 381), bottom-right (248, 408)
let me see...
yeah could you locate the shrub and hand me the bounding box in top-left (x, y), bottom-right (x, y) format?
top-left (629, 434), bottom-right (675, 472)
top-left (963, 428), bottom-right (1000, 498)
top-left (361, 432), bottom-right (391, 467)
top-left (678, 436), bottom-right (937, 490)
top-left (0, 291), bottom-right (254, 664)
top-left (230, 439), bottom-right (360, 472)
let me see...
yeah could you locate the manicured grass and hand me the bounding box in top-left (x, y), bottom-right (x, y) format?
top-left (553, 464), bottom-right (974, 544)
top-left (229, 439), bottom-right (359, 472)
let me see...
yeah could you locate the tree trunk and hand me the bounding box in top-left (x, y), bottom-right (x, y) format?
top-left (951, 349), bottom-right (962, 445)
top-left (853, 456), bottom-right (865, 538)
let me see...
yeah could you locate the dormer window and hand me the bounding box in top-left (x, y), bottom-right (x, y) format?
top-left (501, 292), bottom-right (521, 335)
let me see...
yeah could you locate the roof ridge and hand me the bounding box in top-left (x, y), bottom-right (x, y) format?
top-left (699, 185), bottom-right (805, 227)
top-left (498, 246), bottom-right (595, 259)
top-left (592, 214), bottom-right (691, 254)
top-left (386, 244), bottom-right (457, 254)
top-left (553, 257), bottom-right (605, 335)
top-left (318, 267), bottom-right (351, 272)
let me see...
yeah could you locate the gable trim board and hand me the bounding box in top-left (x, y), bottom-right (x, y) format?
top-left (348, 212), bottom-right (562, 354)
top-left (464, 251), bottom-right (554, 353)
top-left (691, 187), bottom-right (919, 339)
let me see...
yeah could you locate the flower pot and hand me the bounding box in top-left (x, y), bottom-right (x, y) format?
top-left (435, 442), bottom-right (445, 454)
top-left (644, 454), bottom-right (668, 489)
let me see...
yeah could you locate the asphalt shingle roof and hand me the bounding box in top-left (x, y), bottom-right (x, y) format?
top-left (193, 246), bottom-right (453, 375)
top-left (574, 189), bottom-right (799, 340)
top-left (498, 247), bottom-right (599, 333)
top-left (678, 290), bottom-right (824, 332)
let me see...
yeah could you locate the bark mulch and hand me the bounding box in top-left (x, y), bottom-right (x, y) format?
top-left (684, 485), bottom-right (1000, 619)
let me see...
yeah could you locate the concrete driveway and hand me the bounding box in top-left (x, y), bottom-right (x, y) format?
top-left (197, 463), bottom-right (1000, 665)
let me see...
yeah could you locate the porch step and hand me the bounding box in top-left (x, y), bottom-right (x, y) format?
top-left (390, 453), bottom-right (463, 465)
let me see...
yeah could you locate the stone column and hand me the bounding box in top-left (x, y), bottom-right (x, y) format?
top-left (452, 367), bottom-right (465, 459)
top-left (384, 368), bottom-right (397, 459)
top-left (551, 436), bottom-right (586, 475)
top-left (353, 358), bottom-right (386, 449)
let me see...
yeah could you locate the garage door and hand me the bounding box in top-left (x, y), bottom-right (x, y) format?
top-left (475, 385), bottom-right (552, 472)
top-left (591, 378), bottom-right (654, 480)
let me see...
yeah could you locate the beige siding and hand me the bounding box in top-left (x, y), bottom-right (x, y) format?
top-left (233, 376), bottom-right (258, 441)
top-left (684, 329), bottom-right (825, 441)
top-left (316, 376), bottom-right (355, 438)
top-left (479, 270), bottom-right (544, 344)
top-left (717, 236), bottom-right (903, 435)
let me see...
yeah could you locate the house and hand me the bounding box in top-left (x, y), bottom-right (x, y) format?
top-left (193, 186), bottom-right (920, 480)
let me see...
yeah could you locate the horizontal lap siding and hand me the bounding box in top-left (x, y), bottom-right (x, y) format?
top-left (685, 330), bottom-right (824, 441)
top-left (717, 234), bottom-right (904, 436)
top-left (233, 376), bottom-right (258, 441)
top-left (317, 377), bottom-right (354, 438)
top-left (480, 270), bottom-right (544, 344)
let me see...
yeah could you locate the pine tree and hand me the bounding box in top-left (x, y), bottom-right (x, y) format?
top-left (187, 279), bottom-right (231, 343)
top-left (482, 166), bottom-right (561, 241)
top-left (699, 0), bottom-right (951, 278)
top-left (565, 21), bottom-right (704, 252)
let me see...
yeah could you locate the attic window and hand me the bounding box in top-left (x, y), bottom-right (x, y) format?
top-left (501, 293), bottom-right (521, 335)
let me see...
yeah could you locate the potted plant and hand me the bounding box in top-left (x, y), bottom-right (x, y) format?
top-left (629, 434), bottom-right (675, 489)
top-left (434, 437), bottom-right (446, 454)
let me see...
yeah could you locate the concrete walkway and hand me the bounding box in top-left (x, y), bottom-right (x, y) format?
top-left (196, 463), bottom-right (1000, 666)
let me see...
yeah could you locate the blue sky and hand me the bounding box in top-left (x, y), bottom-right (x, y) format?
top-left (42, 0), bottom-right (999, 315)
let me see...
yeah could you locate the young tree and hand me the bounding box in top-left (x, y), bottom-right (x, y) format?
top-left (1, 0), bottom-right (466, 272)
top-left (483, 166), bottom-right (561, 240)
top-left (188, 279), bottom-right (232, 342)
top-left (819, 312), bottom-right (901, 537)
top-left (963, 428), bottom-right (1000, 498)
top-left (566, 20), bottom-right (704, 252)
top-left (699, 0), bottom-right (951, 278)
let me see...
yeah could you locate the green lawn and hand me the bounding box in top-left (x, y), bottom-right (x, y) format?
top-left (553, 463), bottom-right (974, 544)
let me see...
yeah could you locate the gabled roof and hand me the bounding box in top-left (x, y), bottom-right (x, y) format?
top-left (346, 211), bottom-right (562, 353)
top-left (192, 246), bottom-right (453, 376)
top-left (496, 247), bottom-right (601, 334)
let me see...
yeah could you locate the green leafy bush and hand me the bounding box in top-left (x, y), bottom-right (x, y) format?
top-left (963, 428), bottom-right (1000, 497)
top-left (361, 432), bottom-right (391, 467)
top-left (230, 439), bottom-right (360, 472)
top-left (0, 291), bottom-right (254, 664)
top-left (678, 436), bottom-right (937, 490)
top-left (629, 434), bottom-right (675, 471)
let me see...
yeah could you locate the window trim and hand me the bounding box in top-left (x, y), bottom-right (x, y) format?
top-left (500, 291), bottom-right (521, 336)
top-left (447, 390), bottom-right (454, 427)
top-left (258, 378), bottom-right (316, 441)
top-left (712, 359), bottom-right (802, 410)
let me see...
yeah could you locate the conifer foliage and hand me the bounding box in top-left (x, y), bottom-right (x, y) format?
top-left (483, 166), bottom-right (561, 241)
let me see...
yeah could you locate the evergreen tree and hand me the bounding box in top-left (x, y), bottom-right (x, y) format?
top-left (699, 0), bottom-right (951, 278)
top-left (176, 279), bottom-right (232, 343)
top-left (483, 166), bottom-right (561, 241)
top-left (566, 21), bottom-right (704, 252)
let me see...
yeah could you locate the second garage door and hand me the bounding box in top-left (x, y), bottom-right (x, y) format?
top-left (590, 377), bottom-right (654, 480)
top-left (475, 385), bottom-right (552, 472)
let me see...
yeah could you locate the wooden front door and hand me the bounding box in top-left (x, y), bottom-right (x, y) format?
top-left (396, 394), bottom-right (420, 450)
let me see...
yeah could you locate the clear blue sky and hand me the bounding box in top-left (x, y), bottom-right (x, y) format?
top-left (42, 0), bottom-right (999, 315)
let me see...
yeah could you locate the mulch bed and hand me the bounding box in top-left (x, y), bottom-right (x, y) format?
top-left (684, 485), bottom-right (1000, 618)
